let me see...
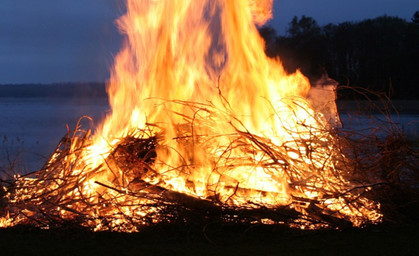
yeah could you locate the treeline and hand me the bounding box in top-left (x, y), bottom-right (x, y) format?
top-left (0, 82), bottom-right (107, 98)
top-left (260, 13), bottom-right (419, 99)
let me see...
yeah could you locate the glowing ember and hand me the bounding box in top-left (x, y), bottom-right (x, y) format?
top-left (0, 0), bottom-right (381, 231)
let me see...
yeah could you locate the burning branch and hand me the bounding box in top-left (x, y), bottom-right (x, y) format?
top-left (0, 98), bottom-right (385, 231)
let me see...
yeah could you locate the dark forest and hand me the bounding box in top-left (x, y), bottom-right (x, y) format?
top-left (260, 12), bottom-right (419, 99)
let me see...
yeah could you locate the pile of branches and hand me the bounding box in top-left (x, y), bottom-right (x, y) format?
top-left (338, 115), bottom-right (419, 224)
top-left (1, 98), bottom-right (416, 231)
top-left (334, 87), bottom-right (419, 224)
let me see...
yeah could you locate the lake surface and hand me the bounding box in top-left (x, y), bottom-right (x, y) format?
top-left (0, 97), bottom-right (109, 173)
top-left (339, 113), bottom-right (419, 139)
top-left (0, 97), bottom-right (418, 174)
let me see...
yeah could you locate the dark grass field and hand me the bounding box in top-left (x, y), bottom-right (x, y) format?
top-left (1, 223), bottom-right (419, 255)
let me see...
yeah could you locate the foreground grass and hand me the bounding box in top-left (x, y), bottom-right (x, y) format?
top-left (1, 223), bottom-right (418, 256)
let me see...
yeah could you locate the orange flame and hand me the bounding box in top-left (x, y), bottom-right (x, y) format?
top-left (93, 0), bottom-right (312, 196)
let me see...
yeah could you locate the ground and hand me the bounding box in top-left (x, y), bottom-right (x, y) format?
top-left (1, 223), bottom-right (419, 255)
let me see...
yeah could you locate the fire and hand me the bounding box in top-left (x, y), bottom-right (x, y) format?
top-left (0, 0), bottom-right (382, 231)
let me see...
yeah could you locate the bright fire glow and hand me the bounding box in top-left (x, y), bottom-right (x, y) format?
top-left (0, 0), bottom-right (381, 231)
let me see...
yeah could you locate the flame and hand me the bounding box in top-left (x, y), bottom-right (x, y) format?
top-left (0, 0), bottom-right (382, 231)
top-left (94, 0), bottom-right (311, 197)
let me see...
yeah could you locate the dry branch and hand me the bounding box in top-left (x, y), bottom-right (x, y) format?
top-left (1, 96), bottom-right (416, 231)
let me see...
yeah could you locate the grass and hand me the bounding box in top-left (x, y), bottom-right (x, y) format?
top-left (1, 224), bottom-right (419, 255)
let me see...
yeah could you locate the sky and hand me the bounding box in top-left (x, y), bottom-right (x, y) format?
top-left (0, 0), bottom-right (418, 84)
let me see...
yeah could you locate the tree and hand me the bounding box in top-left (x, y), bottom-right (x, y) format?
top-left (283, 16), bottom-right (326, 81)
top-left (258, 26), bottom-right (278, 56)
top-left (412, 11), bottom-right (419, 23)
top-left (259, 26), bottom-right (277, 44)
top-left (287, 15), bottom-right (320, 37)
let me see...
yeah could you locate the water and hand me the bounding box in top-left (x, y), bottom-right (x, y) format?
top-left (0, 97), bottom-right (109, 173)
top-left (0, 97), bottom-right (417, 174)
top-left (340, 113), bottom-right (419, 139)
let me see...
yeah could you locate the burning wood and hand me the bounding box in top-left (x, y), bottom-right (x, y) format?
top-left (0, 0), bottom-right (388, 231)
top-left (0, 103), bottom-right (382, 231)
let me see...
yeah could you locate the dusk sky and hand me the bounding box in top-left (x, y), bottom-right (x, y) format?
top-left (0, 0), bottom-right (417, 84)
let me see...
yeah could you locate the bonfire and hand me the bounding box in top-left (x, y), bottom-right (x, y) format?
top-left (0, 0), bottom-right (391, 232)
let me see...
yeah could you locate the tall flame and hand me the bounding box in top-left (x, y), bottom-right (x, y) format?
top-left (1, 0), bottom-right (382, 231)
top-left (99, 0), bottom-right (308, 140)
top-left (92, 0), bottom-right (311, 193)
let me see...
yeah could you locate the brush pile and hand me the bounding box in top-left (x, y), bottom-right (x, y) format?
top-left (1, 99), bottom-right (404, 232)
top-left (337, 98), bottom-right (419, 225)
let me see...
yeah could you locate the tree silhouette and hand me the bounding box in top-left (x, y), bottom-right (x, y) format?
top-left (283, 16), bottom-right (326, 81)
top-left (287, 15), bottom-right (320, 37)
top-left (259, 15), bottom-right (419, 99)
top-left (412, 11), bottom-right (419, 23)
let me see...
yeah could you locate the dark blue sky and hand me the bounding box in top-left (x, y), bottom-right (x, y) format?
top-left (0, 0), bottom-right (417, 84)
